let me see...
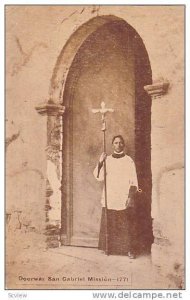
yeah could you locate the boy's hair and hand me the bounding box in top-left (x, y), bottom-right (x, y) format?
top-left (112, 135), bottom-right (125, 145)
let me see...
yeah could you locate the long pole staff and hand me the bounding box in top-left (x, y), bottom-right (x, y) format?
top-left (102, 117), bottom-right (108, 255)
top-left (92, 102), bottom-right (114, 256)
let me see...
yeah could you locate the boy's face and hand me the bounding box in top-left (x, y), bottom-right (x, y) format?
top-left (112, 137), bottom-right (125, 153)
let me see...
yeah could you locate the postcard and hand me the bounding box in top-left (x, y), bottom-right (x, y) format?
top-left (5, 4), bottom-right (185, 290)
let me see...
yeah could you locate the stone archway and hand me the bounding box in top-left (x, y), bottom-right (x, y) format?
top-left (36, 15), bottom-right (153, 251)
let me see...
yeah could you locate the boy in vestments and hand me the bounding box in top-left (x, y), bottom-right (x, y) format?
top-left (93, 135), bottom-right (139, 258)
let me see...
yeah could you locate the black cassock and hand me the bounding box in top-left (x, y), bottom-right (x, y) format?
top-left (98, 202), bottom-right (137, 255)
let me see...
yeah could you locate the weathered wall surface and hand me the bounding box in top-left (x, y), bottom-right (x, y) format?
top-left (6, 5), bottom-right (184, 288)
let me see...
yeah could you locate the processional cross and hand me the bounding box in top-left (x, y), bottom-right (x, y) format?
top-left (92, 102), bottom-right (114, 255)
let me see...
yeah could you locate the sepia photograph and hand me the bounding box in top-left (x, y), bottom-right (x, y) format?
top-left (5, 4), bottom-right (185, 290)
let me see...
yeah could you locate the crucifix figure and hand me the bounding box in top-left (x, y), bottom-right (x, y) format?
top-left (92, 101), bottom-right (114, 255)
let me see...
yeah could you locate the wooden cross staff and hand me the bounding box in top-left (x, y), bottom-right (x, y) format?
top-left (92, 102), bottom-right (114, 255)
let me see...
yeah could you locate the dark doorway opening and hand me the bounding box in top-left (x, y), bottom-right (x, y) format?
top-left (61, 17), bottom-right (153, 254)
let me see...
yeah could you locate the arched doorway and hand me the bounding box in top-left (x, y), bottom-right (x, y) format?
top-left (60, 16), bottom-right (153, 253)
